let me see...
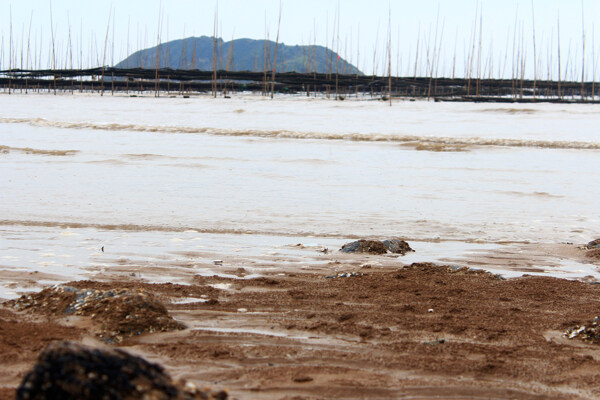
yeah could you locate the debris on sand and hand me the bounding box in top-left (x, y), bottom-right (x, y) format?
top-left (16, 341), bottom-right (227, 400)
top-left (586, 239), bottom-right (600, 249)
top-left (565, 317), bottom-right (600, 343)
top-left (404, 263), bottom-right (504, 280)
top-left (7, 285), bottom-right (185, 343)
top-left (340, 238), bottom-right (414, 255)
top-left (325, 272), bottom-right (364, 279)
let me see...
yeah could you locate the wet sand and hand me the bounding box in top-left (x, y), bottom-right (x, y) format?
top-left (2, 245), bottom-right (600, 399)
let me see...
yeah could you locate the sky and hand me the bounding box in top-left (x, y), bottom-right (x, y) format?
top-left (1, 0), bottom-right (599, 80)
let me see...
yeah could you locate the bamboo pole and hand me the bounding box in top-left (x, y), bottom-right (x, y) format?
top-left (593, 24), bottom-right (597, 99)
top-left (111, 9), bottom-right (115, 95)
top-left (335, 0), bottom-right (340, 100)
top-left (49, 2), bottom-right (57, 94)
top-left (270, 1), bottom-right (282, 99)
top-left (413, 23), bottom-right (420, 79)
top-left (387, 4), bottom-right (392, 106)
top-left (100, 7), bottom-right (111, 96)
top-left (557, 15), bottom-right (561, 99)
top-left (212, 3), bottom-right (218, 97)
top-left (155, 4), bottom-right (163, 97)
top-left (531, 0), bottom-right (537, 100)
top-left (581, 0), bottom-right (585, 100)
top-left (8, 6), bottom-right (12, 95)
top-left (262, 14), bottom-right (268, 96)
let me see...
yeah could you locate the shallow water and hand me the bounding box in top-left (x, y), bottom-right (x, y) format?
top-left (1, 93), bottom-right (599, 293)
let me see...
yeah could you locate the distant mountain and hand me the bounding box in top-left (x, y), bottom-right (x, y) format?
top-left (116, 36), bottom-right (361, 75)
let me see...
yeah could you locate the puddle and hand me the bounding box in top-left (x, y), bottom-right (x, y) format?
top-left (169, 297), bottom-right (208, 304)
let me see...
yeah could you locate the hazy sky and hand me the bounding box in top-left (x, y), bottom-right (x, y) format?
top-left (2, 0), bottom-right (599, 79)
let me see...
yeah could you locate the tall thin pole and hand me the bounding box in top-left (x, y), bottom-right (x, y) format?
top-left (25, 11), bottom-right (33, 94)
top-left (8, 6), bottom-right (12, 95)
top-left (531, 0), bottom-right (537, 100)
top-left (388, 3), bottom-right (392, 106)
top-left (212, 2), bottom-right (218, 97)
top-left (155, 3), bottom-right (163, 97)
top-left (100, 7), bottom-right (112, 96)
top-left (557, 15), bottom-right (562, 99)
top-left (49, 2), bottom-right (57, 94)
top-left (335, 0), bottom-right (340, 100)
top-left (270, 1), bottom-right (282, 99)
top-left (581, 0), bottom-right (586, 99)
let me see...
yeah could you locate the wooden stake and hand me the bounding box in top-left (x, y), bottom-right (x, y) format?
top-left (270, 1), bottom-right (282, 99)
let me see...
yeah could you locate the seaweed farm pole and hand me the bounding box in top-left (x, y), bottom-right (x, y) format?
top-left (476, 7), bottom-right (482, 97)
top-left (155, 5), bottom-right (163, 98)
top-left (25, 11), bottom-right (33, 94)
top-left (263, 16), bottom-right (269, 96)
top-left (413, 23), bottom-right (420, 79)
top-left (387, 4), bottom-right (392, 106)
top-left (126, 17), bottom-right (130, 94)
top-left (111, 9), bottom-right (115, 96)
top-left (1, 34), bottom-right (3, 91)
top-left (8, 6), bottom-right (12, 95)
top-left (581, 0), bottom-right (585, 100)
top-left (270, 1), bottom-right (282, 99)
top-left (531, 0), bottom-right (537, 100)
top-left (511, 10), bottom-right (518, 98)
top-left (356, 24), bottom-right (360, 97)
top-left (557, 15), bottom-right (562, 99)
top-left (213, 4), bottom-right (218, 98)
top-left (67, 14), bottom-right (73, 94)
top-left (100, 8), bottom-right (111, 96)
top-left (80, 19), bottom-right (83, 92)
top-left (592, 25), bottom-right (596, 99)
top-left (335, 1), bottom-right (340, 100)
top-left (49, 2), bottom-right (57, 95)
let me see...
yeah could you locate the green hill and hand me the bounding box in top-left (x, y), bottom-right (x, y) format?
top-left (116, 36), bottom-right (361, 75)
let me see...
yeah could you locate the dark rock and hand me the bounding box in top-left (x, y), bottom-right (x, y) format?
top-left (382, 238), bottom-right (414, 255)
top-left (16, 341), bottom-right (227, 400)
top-left (586, 239), bottom-right (600, 249)
top-left (340, 240), bottom-right (388, 254)
top-left (340, 238), bottom-right (413, 255)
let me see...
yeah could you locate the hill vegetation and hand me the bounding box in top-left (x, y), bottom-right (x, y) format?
top-left (116, 36), bottom-right (361, 75)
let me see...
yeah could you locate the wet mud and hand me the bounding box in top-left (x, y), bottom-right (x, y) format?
top-left (3, 260), bottom-right (600, 399)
